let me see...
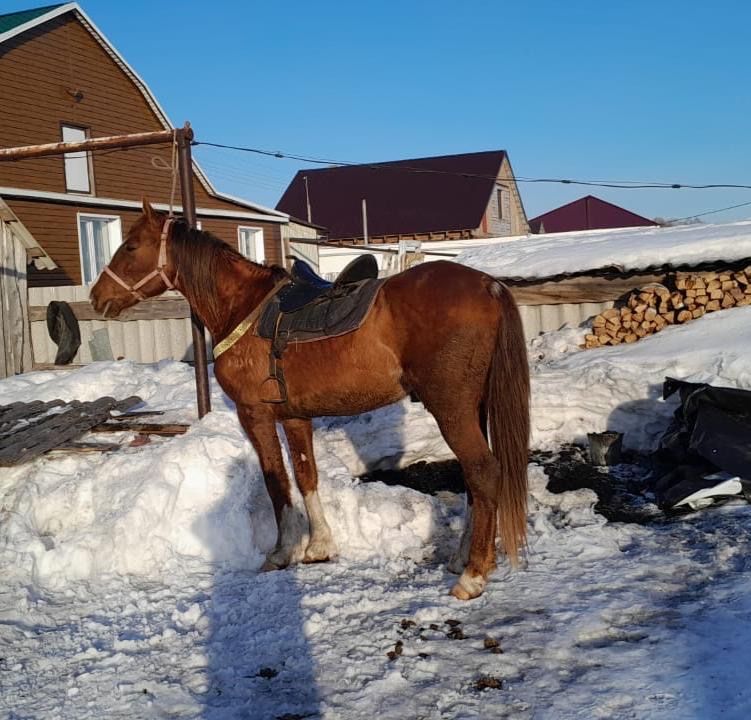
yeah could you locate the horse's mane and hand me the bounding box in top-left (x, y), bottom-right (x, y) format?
top-left (169, 220), bottom-right (287, 329)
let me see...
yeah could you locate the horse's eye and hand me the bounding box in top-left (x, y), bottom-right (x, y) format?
top-left (125, 244), bottom-right (137, 252)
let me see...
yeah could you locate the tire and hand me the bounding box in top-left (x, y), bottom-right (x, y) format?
top-left (46, 301), bottom-right (81, 365)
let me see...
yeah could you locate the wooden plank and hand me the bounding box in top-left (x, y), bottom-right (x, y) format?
top-left (47, 441), bottom-right (122, 454)
top-left (28, 297), bottom-right (191, 322)
top-left (91, 422), bottom-right (189, 436)
top-left (507, 273), bottom-right (668, 305)
top-left (109, 410), bottom-right (166, 419)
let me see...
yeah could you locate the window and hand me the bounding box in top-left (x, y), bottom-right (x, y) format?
top-left (62, 125), bottom-right (92, 193)
top-left (238, 226), bottom-right (265, 263)
top-left (78, 214), bottom-right (122, 284)
top-left (497, 186), bottom-right (510, 221)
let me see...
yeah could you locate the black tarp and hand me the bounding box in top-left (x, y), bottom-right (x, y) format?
top-left (651, 377), bottom-right (751, 509)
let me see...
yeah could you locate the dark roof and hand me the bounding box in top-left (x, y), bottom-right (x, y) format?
top-left (528, 195), bottom-right (658, 234)
top-left (276, 150), bottom-right (507, 239)
top-left (0, 4), bottom-right (64, 34)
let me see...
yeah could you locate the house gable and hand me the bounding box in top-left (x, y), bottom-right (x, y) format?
top-left (0, 3), bottom-right (288, 284)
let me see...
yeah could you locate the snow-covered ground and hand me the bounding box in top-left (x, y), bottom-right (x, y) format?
top-left (3, 287), bottom-right (751, 717)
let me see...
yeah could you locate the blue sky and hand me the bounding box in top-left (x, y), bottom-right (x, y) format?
top-left (9, 0), bottom-right (751, 221)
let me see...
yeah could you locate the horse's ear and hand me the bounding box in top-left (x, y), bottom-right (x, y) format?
top-left (142, 198), bottom-right (156, 220)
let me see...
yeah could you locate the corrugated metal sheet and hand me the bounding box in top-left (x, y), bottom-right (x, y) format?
top-left (29, 286), bottom-right (202, 364)
top-left (518, 301), bottom-right (613, 340)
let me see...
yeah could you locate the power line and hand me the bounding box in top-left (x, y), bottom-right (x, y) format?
top-left (671, 199), bottom-right (751, 223)
top-left (192, 139), bottom-right (751, 191)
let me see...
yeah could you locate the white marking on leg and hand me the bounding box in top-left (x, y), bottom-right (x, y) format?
top-left (300, 453), bottom-right (307, 462)
top-left (303, 491), bottom-right (336, 562)
top-left (450, 569), bottom-right (487, 601)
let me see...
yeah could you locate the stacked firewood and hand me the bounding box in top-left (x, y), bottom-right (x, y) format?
top-left (584, 268), bottom-right (751, 348)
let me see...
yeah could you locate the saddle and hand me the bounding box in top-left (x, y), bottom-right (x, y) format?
top-left (277, 253), bottom-right (379, 313)
top-left (255, 255), bottom-right (383, 403)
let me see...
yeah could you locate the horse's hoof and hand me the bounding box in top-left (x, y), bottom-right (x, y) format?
top-left (449, 570), bottom-right (487, 600)
top-left (260, 560), bottom-right (282, 572)
top-left (303, 537), bottom-right (337, 564)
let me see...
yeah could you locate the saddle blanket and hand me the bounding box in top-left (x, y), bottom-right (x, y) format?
top-left (255, 277), bottom-right (385, 345)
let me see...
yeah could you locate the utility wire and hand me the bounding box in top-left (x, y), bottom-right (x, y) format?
top-left (671, 199), bottom-right (751, 223)
top-left (193, 140), bottom-right (751, 191)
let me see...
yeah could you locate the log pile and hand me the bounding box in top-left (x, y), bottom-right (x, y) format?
top-left (584, 268), bottom-right (751, 348)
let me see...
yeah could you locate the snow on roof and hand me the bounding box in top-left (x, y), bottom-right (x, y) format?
top-left (455, 220), bottom-right (751, 281)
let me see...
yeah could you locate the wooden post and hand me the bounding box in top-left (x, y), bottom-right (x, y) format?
top-left (176, 123), bottom-right (211, 418)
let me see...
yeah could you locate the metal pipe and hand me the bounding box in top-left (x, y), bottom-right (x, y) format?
top-left (176, 123), bottom-right (211, 418)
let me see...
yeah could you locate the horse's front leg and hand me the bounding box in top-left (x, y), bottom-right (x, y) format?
top-left (282, 418), bottom-right (337, 563)
top-left (237, 405), bottom-right (306, 570)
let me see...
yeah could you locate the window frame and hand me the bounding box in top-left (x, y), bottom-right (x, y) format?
top-left (77, 212), bottom-right (122, 285)
top-left (237, 225), bottom-right (265, 264)
top-left (61, 123), bottom-right (94, 194)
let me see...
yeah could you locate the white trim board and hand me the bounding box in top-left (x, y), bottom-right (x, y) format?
top-left (0, 186), bottom-right (287, 223)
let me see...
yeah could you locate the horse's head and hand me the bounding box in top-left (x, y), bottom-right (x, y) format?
top-left (90, 200), bottom-right (177, 318)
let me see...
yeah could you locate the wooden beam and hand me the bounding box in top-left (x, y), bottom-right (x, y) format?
top-left (91, 422), bottom-right (189, 435)
top-left (29, 297), bottom-right (191, 323)
top-left (0, 129), bottom-right (177, 162)
top-left (507, 272), bottom-right (668, 305)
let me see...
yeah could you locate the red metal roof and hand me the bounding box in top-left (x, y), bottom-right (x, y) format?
top-left (276, 150), bottom-right (507, 239)
top-left (528, 195), bottom-right (658, 234)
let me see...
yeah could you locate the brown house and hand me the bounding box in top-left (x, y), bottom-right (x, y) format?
top-left (0, 2), bottom-right (289, 288)
top-left (276, 150), bottom-right (529, 244)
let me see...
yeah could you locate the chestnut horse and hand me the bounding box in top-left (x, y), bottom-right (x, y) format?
top-left (90, 202), bottom-right (530, 600)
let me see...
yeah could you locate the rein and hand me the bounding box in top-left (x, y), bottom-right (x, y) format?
top-left (103, 217), bottom-right (177, 300)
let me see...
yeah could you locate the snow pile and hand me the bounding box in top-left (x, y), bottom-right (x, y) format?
top-left (530, 305), bottom-right (751, 450)
top-left (455, 220), bottom-right (751, 279)
top-left (0, 362), bottom-right (451, 590)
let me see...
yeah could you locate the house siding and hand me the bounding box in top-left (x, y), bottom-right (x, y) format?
top-left (0, 11), bottom-right (284, 285)
top-left (5, 199), bottom-right (283, 286)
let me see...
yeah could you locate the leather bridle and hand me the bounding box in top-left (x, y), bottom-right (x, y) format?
top-left (102, 217), bottom-right (177, 300)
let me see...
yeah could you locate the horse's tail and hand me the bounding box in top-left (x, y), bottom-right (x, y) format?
top-left (486, 283), bottom-right (530, 566)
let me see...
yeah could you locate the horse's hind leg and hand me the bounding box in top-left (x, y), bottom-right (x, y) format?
top-left (282, 418), bottom-right (337, 563)
top-left (447, 402), bottom-right (486, 575)
top-left (237, 405), bottom-right (306, 569)
top-left (424, 402), bottom-right (498, 599)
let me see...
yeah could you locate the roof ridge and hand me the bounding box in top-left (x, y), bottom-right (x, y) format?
top-left (300, 149), bottom-right (507, 175)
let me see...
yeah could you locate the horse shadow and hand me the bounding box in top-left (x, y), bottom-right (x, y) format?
top-left (197, 457), bottom-right (321, 720)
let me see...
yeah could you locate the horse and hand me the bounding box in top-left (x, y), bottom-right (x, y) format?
top-left (90, 201), bottom-right (530, 600)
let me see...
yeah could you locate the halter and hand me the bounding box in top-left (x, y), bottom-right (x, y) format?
top-left (102, 217), bottom-right (176, 300)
